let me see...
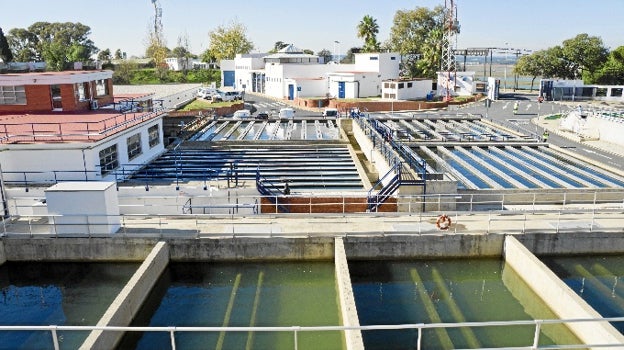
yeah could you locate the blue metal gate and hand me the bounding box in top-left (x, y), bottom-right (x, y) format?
top-left (223, 71), bottom-right (235, 87)
top-left (338, 81), bottom-right (345, 99)
top-left (288, 84), bottom-right (294, 100)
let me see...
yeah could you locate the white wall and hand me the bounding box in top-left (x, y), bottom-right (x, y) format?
top-left (0, 120), bottom-right (165, 184)
top-left (382, 79), bottom-right (432, 100)
top-left (354, 53), bottom-right (400, 81)
top-left (437, 71), bottom-right (476, 97)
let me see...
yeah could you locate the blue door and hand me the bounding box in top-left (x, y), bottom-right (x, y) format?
top-left (338, 82), bottom-right (346, 99)
top-left (288, 84), bottom-right (294, 100)
top-left (223, 71), bottom-right (235, 87)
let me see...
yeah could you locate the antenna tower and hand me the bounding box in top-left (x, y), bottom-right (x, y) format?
top-left (151, 0), bottom-right (163, 42)
top-left (441, 0), bottom-right (460, 101)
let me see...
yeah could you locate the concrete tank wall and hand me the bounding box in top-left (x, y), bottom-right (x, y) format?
top-left (81, 242), bottom-right (170, 349)
top-left (0, 241), bottom-right (5, 264)
top-left (334, 238), bottom-right (364, 350)
top-left (504, 236), bottom-right (624, 344)
top-left (1, 238), bottom-right (158, 261)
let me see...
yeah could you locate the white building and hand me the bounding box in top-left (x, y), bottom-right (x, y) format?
top-left (381, 79), bottom-right (433, 100)
top-left (0, 71), bottom-right (166, 185)
top-left (539, 79), bottom-right (624, 102)
top-left (437, 71), bottom-right (476, 98)
top-left (221, 45), bottom-right (401, 100)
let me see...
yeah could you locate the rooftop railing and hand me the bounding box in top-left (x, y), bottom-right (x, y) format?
top-left (0, 108), bottom-right (164, 144)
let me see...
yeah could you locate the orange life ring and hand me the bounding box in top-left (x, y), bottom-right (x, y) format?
top-left (436, 215), bottom-right (452, 230)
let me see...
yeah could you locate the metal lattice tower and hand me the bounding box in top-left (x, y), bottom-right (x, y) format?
top-left (151, 0), bottom-right (163, 42)
top-left (441, 0), bottom-right (460, 100)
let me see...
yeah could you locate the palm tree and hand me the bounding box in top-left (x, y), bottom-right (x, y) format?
top-left (357, 15), bottom-right (380, 53)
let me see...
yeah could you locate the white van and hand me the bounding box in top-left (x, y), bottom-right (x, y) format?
top-left (197, 87), bottom-right (216, 99)
top-left (232, 109), bottom-right (251, 118)
top-left (279, 107), bottom-right (296, 119)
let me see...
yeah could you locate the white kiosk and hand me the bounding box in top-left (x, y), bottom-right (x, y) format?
top-left (45, 182), bottom-right (120, 235)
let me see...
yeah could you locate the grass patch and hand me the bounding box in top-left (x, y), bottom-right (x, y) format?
top-left (544, 114), bottom-right (562, 120)
top-left (180, 99), bottom-right (237, 111)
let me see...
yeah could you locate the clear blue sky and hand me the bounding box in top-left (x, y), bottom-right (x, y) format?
top-left (3, 0), bottom-right (623, 58)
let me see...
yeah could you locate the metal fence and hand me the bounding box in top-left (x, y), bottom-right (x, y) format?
top-left (2, 316), bottom-right (623, 350)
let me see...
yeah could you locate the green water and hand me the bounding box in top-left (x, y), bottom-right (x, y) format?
top-left (349, 258), bottom-right (582, 349)
top-left (0, 262), bottom-right (139, 350)
top-left (121, 261), bottom-right (344, 350)
top-left (542, 254), bottom-right (624, 333)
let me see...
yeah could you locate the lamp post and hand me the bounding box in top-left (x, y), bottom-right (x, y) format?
top-left (333, 40), bottom-right (340, 63)
top-left (504, 43), bottom-right (509, 91)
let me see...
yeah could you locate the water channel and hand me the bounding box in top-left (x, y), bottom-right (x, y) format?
top-left (0, 262), bottom-right (139, 350)
top-left (349, 258), bottom-right (581, 349)
top-left (119, 261), bottom-right (343, 350)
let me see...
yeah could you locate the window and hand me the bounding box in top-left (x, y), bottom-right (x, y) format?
top-left (407, 82), bottom-right (413, 88)
top-left (99, 144), bottom-right (119, 176)
top-left (596, 88), bottom-right (608, 97)
top-left (398, 83), bottom-right (404, 89)
top-left (75, 83), bottom-right (88, 101)
top-left (148, 124), bottom-right (160, 148)
top-left (127, 133), bottom-right (142, 160)
top-left (369, 56), bottom-right (379, 60)
top-left (390, 56), bottom-right (397, 60)
top-left (611, 88), bottom-right (623, 97)
top-left (0, 85), bottom-right (27, 105)
top-left (95, 79), bottom-right (108, 96)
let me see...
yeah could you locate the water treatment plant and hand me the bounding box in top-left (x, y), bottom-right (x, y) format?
top-left (1, 68), bottom-right (624, 349)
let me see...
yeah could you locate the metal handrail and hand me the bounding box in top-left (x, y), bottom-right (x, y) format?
top-left (2, 316), bottom-right (623, 350)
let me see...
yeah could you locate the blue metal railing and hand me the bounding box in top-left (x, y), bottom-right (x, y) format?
top-left (255, 168), bottom-right (290, 213)
top-left (367, 163), bottom-right (401, 212)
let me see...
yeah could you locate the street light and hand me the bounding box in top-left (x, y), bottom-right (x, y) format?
top-left (504, 43), bottom-right (509, 91)
top-left (333, 40), bottom-right (340, 63)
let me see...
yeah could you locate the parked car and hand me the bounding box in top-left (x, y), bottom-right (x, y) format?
top-left (212, 90), bottom-right (243, 102)
top-left (279, 107), bottom-right (296, 119)
top-left (322, 108), bottom-right (339, 118)
top-left (232, 109), bottom-right (251, 118)
top-left (256, 112), bottom-right (269, 120)
top-left (197, 87), bottom-right (216, 99)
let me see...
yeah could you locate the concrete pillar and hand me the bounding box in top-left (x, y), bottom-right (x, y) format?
top-left (0, 241), bottom-right (5, 265)
top-left (504, 236), bottom-right (624, 345)
top-left (334, 237), bottom-right (364, 350)
top-left (80, 241), bottom-right (170, 350)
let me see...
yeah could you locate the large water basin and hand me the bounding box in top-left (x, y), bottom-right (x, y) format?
top-left (542, 254), bottom-right (624, 334)
top-left (120, 261), bottom-right (343, 350)
top-left (349, 258), bottom-right (581, 349)
top-left (0, 262), bottom-right (139, 350)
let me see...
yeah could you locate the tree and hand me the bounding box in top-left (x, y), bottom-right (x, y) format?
top-left (514, 51), bottom-right (547, 91)
top-left (0, 27), bottom-right (13, 62)
top-left (172, 33), bottom-right (193, 74)
top-left (561, 33), bottom-right (608, 81)
top-left (114, 49), bottom-right (123, 60)
top-left (357, 15), bottom-right (380, 53)
top-left (317, 49), bottom-right (332, 64)
top-left (269, 41), bottom-right (289, 53)
top-left (7, 22), bottom-right (97, 69)
top-left (594, 46), bottom-right (624, 85)
top-left (341, 47), bottom-right (361, 64)
top-left (97, 48), bottom-right (111, 62)
top-left (7, 28), bottom-right (40, 61)
top-left (112, 59), bottom-right (137, 84)
top-left (202, 21), bottom-right (254, 63)
top-left (386, 6), bottom-right (445, 78)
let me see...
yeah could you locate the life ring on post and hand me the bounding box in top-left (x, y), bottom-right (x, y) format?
top-left (436, 214), bottom-right (452, 230)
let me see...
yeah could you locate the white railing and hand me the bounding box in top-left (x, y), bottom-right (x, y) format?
top-left (2, 317), bottom-right (623, 350)
top-left (2, 206), bottom-right (623, 238)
